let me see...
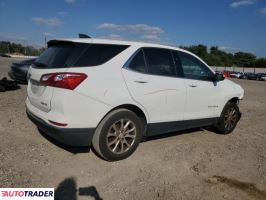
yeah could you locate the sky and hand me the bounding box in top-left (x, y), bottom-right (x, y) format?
top-left (0, 0), bottom-right (266, 57)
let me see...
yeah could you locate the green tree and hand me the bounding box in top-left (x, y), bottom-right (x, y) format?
top-left (255, 58), bottom-right (266, 68)
top-left (0, 40), bottom-right (45, 56)
top-left (234, 52), bottom-right (256, 68)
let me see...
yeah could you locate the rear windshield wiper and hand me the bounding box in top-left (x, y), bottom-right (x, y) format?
top-left (33, 62), bottom-right (48, 68)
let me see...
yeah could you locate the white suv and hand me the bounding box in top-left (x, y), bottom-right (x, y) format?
top-left (26, 38), bottom-right (244, 161)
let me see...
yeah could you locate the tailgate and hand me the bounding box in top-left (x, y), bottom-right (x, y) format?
top-left (27, 67), bottom-right (68, 112)
top-left (27, 41), bottom-right (81, 112)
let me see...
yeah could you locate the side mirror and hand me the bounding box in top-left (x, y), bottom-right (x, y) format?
top-left (212, 72), bottom-right (225, 82)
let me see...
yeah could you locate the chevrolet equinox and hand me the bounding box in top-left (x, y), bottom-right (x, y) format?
top-left (26, 38), bottom-right (244, 161)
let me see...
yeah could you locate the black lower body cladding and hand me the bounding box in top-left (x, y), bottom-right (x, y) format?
top-left (26, 109), bottom-right (95, 146)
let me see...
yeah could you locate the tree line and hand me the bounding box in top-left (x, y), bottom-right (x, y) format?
top-left (1, 41), bottom-right (266, 68)
top-left (180, 45), bottom-right (266, 68)
top-left (0, 41), bottom-right (45, 56)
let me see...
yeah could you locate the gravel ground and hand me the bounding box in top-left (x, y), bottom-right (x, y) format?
top-left (0, 57), bottom-right (266, 200)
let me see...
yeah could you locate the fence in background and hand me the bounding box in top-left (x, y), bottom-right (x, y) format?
top-left (211, 66), bottom-right (266, 73)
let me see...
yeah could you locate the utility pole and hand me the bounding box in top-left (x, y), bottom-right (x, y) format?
top-left (44, 35), bottom-right (47, 48)
top-left (7, 44), bottom-right (10, 54)
top-left (24, 41), bottom-right (27, 55)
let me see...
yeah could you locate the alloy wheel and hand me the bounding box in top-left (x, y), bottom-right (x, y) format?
top-left (224, 107), bottom-right (238, 130)
top-left (106, 119), bottom-right (137, 154)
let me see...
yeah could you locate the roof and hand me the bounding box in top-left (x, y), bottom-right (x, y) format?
top-left (50, 37), bottom-right (184, 51)
top-left (48, 37), bottom-right (211, 68)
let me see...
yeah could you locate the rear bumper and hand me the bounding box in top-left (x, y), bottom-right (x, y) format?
top-left (26, 109), bottom-right (95, 147)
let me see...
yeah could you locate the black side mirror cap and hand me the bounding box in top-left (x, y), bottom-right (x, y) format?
top-left (213, 72), bottom-right (225, 82)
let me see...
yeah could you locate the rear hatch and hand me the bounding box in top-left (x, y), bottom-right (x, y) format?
top-left (27, 40), bottom-right (129, 112)
top-left (27, 40), bottom-right (88, 112)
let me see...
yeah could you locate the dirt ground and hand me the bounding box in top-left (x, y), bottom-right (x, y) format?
top-left (0, 57), bottom-right (266, 200)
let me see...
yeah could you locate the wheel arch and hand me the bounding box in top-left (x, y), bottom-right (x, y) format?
top-left (214, 96), bottom-right (242, 134)
top-left (98, 104), bottom-right (148, 136)
top-left (218, 96), bottom-right (241, 118)
top-left (228, 97), bottom-right (240, 105)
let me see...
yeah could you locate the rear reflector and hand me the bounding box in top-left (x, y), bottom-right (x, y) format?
top-left (48, 120), bottom-right (68, 127)
top-left (40, 72), bottom-right (87, 90)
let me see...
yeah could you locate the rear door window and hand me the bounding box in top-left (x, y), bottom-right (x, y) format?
top-left (143, 48), bottom-right (176, 77)
top-left (33, 42), bottom-right (129, 68)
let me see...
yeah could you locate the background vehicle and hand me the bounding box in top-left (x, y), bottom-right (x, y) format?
top-left (0, 53), bottom-right (11, 57)
top-left (257, 73), bottom-right (266, 81)
top-left (239, 73), bottom-right (247, 79)
top-left (8, 58), bottom-right (36, 83)
top-left (245, 73), bottom-right (258, 80)
top-left (26, 38), bottom-right (244, 161)
top-left (222, 71), bottom-right (231, 78)
top-left (230, 72), bottom-right (243, 78)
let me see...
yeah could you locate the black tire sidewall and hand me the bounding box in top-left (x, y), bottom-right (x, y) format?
top-left (0, 85), bottom-right (6, 92)
top-left (98, 110), bottom-right (142, 161)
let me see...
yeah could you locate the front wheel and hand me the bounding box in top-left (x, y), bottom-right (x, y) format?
top-left (214, 102), bottom-right (241, 134)
top-left (92, 109), bottom-right (142, 161)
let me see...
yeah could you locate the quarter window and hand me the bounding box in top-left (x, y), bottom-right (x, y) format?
top-left (178, 51), bottom-right (213, 81)
top-left (128, 50), bottom-right (146, 73)
top-left (143, 48), bottom-right (176, 77)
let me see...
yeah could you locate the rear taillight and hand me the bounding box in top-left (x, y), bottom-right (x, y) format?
top-left (40, 72), bottom-right (87, 90)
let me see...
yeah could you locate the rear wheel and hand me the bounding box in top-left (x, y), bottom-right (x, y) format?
top-left (214, 102), bottom-right (241, 134)
top-left (92, 109), bottom-right (142, 161)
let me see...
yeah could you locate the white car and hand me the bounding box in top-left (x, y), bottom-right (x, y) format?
top-left (230, 72), bottom-right (242, 78)
top-left (26, 38), bottom-right (244, 161)
top-left (259, 74), bottom-right (266, 81)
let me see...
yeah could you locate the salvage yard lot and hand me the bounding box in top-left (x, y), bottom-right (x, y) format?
top-left (0, 57), bottom-right (266, 200)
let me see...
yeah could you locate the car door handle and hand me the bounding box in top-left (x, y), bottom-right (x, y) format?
top-left (189, 84), bottom-right (197, 88)
top-left (134, 80), bottom-right (148, 84)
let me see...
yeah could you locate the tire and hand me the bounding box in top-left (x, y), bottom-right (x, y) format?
top-left (92, 109), bottom-right (142, 161)
top-left (214, 102), bottom-right (241, 134)
top-left (0, 85), bottom-right (6, 92)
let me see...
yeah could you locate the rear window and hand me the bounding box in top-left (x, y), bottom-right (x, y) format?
top-left (34, 45), bottom-right (75, 68)
top-left (33, 42), bottom-right (129, 68)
